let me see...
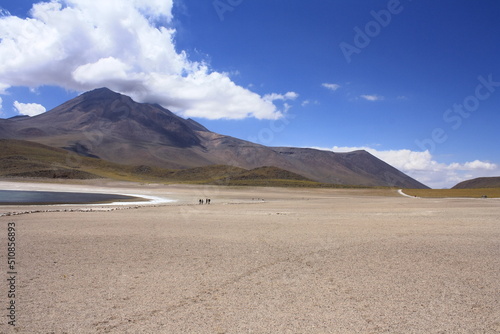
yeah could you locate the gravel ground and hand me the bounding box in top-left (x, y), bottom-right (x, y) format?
top-left (0, 181), bottom-right (499, 333)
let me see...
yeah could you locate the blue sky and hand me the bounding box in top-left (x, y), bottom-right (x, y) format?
top-left (0, 0), bottom-right (499, 188)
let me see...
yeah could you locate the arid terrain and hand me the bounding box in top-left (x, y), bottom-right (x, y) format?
top-left (0, 180), bottom-right (499, 333)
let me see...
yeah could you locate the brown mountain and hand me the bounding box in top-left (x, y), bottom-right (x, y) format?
top-left (0, 88), bottom-right (428, 188)
top-left (452, 177), bottom-right (500, 189)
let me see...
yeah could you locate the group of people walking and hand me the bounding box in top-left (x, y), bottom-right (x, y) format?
top-left (199, 198), bottom-right (211, 205)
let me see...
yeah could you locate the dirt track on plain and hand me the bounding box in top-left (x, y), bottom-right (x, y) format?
top-left (0, 181), bottom-right (499, 333)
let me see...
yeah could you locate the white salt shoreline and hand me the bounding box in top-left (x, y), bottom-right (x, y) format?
top-left (89, 193), bottom-right (176, 206)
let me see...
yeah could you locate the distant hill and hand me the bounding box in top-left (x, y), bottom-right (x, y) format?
top-left (0, 140), bottom-right (318, 185)
top-left (228, 166), bottom-right (311, 181)
top-left (0, 88), bottom-right (429, 188)
top-left (452, 177), bottom-right (500, 189)
top-left (216, 166), bottom-right (326, 187)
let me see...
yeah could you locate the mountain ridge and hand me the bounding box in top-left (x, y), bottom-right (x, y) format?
top-left (452, 177), bottom-right (500, 189)
top-left (0, 88), bottom-right (429, 189)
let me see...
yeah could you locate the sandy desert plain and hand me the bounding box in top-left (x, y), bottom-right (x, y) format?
top-left (0, 179), bottom-right (499, 334)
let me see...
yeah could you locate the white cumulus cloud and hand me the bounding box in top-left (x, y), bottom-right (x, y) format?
top-left (360, 94), bottom-right (384, 101)
top-left (314, 145), bottom-right (499, 189)
top-left (448, 160), bottom-right (498, 171)
top-left (0, 0), bottom-right (296, 120)
top-left (263, 92), bottom-right (299, 102)
top-left (13, 101), bottom-right (46, 116)
top-left (72, 57), bottom-right (133, 84)
top-left (322, 83), bottom-right (341, 91)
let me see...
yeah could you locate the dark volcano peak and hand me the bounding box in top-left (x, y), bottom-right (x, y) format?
top-left (0, 88), bottom-right (429, 188)
top-left (82, 87), bottom-right (125, 99)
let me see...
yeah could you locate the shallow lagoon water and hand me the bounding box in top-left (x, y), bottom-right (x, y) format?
top-left (0, 190), bottom-right (146, 205)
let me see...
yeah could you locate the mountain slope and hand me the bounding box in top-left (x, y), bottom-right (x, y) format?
top-left (0, 88), bottom-right (210, 169)
top-left (0, 139), bottom-right (318, 185)
top-left (452, 177), bottom-right (500, 189)
top-left (0, 88), bottom-right (428, 188)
